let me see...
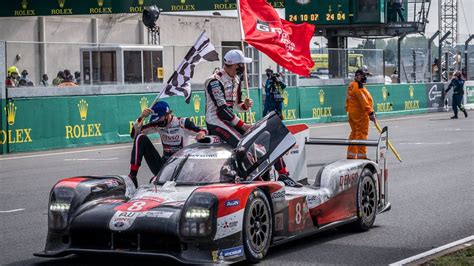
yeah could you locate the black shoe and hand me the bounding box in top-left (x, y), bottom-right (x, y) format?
top-left (450, 116), bottom-right (458, 119)
top-left (278, 174), bottom-right (303, 188)
top-left (463, 110), bottom-right (468, 117)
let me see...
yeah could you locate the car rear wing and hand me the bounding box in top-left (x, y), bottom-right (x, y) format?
top-left (305, 127), bottom-right (390, 213)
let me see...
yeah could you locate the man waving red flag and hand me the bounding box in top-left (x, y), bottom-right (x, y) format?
top-left (238, 0), bottom-right (315, 76)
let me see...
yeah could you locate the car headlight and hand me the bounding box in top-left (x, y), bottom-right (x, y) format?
top-left (181, 193), bottom-right (217, 239)
top-left (49, 202), bottom-right (71, 212)
top-left (48, 188), bottom-right (75, 231)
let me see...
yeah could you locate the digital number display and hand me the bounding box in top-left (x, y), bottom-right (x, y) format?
top-left (285, 0), bottom-right (350, 25)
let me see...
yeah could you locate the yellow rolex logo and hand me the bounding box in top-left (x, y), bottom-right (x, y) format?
top-left (139, 97), bottom-right (149, 112)
top-left (193, 94), bottom-right (201, 113)
top-left (97, 0), bottom-right (104, 7)
top-left (5, 102), bottom-right (17, 126)
top-left (319, 89), bottom-right (325, 105)
top-left (58, 0), bottom-right (65, 8)
top-left (382, 86), bottom-right (388, 101)
top-left (78, 99), bottom-right (88, 121)
top-left (282, 90), bottom-right (289, 107)
top-left (138, 0), bottom-right (144, 6)
top-left (409, 85), bottom-right (414, 99)
top-left (180, 0), bottom-right (186, 4)
top-left (21, 0), bottom-right (28, 9)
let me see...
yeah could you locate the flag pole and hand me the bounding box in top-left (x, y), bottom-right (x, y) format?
top-left (236, 0), bottom-right (254, 124)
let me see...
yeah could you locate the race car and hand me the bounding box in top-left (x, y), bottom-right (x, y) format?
top-left (34, 112), bottom-right (391, 264)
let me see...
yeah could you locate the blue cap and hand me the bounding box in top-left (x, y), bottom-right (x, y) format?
top-left (150, 101), bottom-right (170, 123)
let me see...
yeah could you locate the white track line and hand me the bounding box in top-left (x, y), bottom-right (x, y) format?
top-left (0, 113), bottom-right (450, 161)
top-left (0, 208), bottom-right (25, 213)
top-left (64, 158), bottom-right (119, 161)
top-left (389, 235), bottom-right (474, 265)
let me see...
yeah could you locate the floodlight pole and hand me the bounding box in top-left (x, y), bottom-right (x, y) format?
top-left (438, 31), bottom-right (451, 82)
top-left (465, 35), bottom-right (474, 80)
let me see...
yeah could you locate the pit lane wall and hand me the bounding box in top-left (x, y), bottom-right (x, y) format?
top-left (1, 83), bottom-right (445, 153)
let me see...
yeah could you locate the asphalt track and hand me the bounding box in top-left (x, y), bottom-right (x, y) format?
top-left (1, 112), bottom-right (473, 265)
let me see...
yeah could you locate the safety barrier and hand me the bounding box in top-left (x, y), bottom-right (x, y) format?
top-left (1, 83), bottom-right (445, 153)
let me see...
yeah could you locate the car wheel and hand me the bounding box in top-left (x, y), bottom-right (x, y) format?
top-left (243, 189), bottom-right (272, 263)
top-left (352, 168), bottom-right (377, 231)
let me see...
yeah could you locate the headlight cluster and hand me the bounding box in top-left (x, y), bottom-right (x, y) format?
top-left (49, 202), bottom-right (71, 212)
top-left (48, 188), bottom-right (75, 231)
top-left (181, 193), bottom-right (217, 239)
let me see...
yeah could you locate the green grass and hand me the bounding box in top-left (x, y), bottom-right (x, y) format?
top-left (423, 245), bottom-right (474, 266)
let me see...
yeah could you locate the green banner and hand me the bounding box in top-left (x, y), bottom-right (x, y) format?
top-left (281, 87), bottom-right (300, 120)
top-left (466, 86), bottom-right (474, 104)
top-left (367, 83), bottom-right (427, 117)
top-left (1, 0), bottom-right (283, 17)
top-left (298, 85), bottom-right (347, 123)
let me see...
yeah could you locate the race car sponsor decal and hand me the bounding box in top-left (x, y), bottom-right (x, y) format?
top-left (275, 212), bottom-right (284, 231)
top-left (225, 199), bottom-right (239, 207)
top-left (212, 246), bottom-right (244, 262)
top-left (109, 211), bottom-right (140, 231)
top-left (214, 209), bottom-right (244, 240)
top-left (109, 210), bottom-right (175, 231)
top-left (139, 210), bottom-right (174, 219)
top-left (91, 179), bottom-right (120, 193)
top-left (271, 187), bottom-right (287, 213)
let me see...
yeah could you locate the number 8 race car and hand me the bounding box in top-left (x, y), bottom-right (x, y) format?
top-left (34, 112), bottom-right (391, 264)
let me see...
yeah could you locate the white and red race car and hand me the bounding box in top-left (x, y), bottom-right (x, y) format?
top-left (35, 112), bottom-right (391, 263)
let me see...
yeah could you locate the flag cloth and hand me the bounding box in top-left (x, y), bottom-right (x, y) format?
top-left (156, 31), bottom-right (219, 104)
top-left (239, 0), bottom-right (315, 76)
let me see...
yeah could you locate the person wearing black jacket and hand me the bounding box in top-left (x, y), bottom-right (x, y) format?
top-left (445, 71), bottom-right (468, 119)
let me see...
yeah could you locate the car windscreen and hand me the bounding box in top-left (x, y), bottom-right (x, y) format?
top-left (155, 148), bottom-right (233, 185)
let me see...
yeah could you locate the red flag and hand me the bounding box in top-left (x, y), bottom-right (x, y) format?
top-left (239, 0), bottom-right (315, 76)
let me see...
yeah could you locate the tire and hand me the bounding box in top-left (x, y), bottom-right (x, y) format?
top-left (242, 189), bottom-right (273, 263)
top-left (351, 168), bottom-right (377, 231)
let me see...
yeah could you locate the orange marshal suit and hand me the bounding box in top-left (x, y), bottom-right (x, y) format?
top-left (345, 80), bottom-right (374, 159)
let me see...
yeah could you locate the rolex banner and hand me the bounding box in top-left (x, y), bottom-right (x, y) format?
top-left (1, 0), bottom-right (284, 17)
top-left (155, 31), bottom-right (219, 104)
top-left (239, 0), bottom-right (315, 76)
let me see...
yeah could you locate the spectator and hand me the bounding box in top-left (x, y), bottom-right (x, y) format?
top-left (5, 66), bottom-right (20, 88)
top-left (58, 74), bottom-right (78, 87)
top-left (52, 71), bottom-right (64, 86)
top-left (40, 74), bottom-right (49, 86)
top-left (19, 70), bottom-right (32, 85)
top-left (390, 70), bottom-right (398, 83)
top-left (74, 71), bottom-right (81, 85)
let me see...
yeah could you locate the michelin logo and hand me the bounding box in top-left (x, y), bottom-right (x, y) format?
top-left (218, 246), bottom-right (243, 260)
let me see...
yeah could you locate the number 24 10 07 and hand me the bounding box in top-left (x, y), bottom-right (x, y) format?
top-left (288, 14), bottom-right (319, 22)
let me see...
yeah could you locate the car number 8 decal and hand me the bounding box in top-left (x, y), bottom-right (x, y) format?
top-left (127, 201), bottom-right (146, 211)
top-left (295, 202), bottom-right (302, 225)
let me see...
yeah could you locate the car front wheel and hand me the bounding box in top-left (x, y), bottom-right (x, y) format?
top-left (243, 189), bottom-right (272, 263)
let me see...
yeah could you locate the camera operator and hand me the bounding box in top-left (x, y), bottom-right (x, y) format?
top-left (263, 68), bottom-right (287, 119)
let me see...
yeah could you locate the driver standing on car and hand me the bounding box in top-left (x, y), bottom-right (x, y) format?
top-left (205, 49), bottom-right (300, 187)
top-left (129, 101), bottom-right (207, 187)
top-left (346, 69), bottom-right (376, 159)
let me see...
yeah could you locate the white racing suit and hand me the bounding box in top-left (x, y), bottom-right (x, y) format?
top-left (204, 70), bottom-right (289, 178)
top-left (204, 69), bottom-right (249, 147)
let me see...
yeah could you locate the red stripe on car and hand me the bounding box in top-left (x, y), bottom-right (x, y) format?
top-left (55, 177), bottom-right (88, 188)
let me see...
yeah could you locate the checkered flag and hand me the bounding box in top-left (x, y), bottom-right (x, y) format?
top-left (155, 31), bottom-right (219, 104)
